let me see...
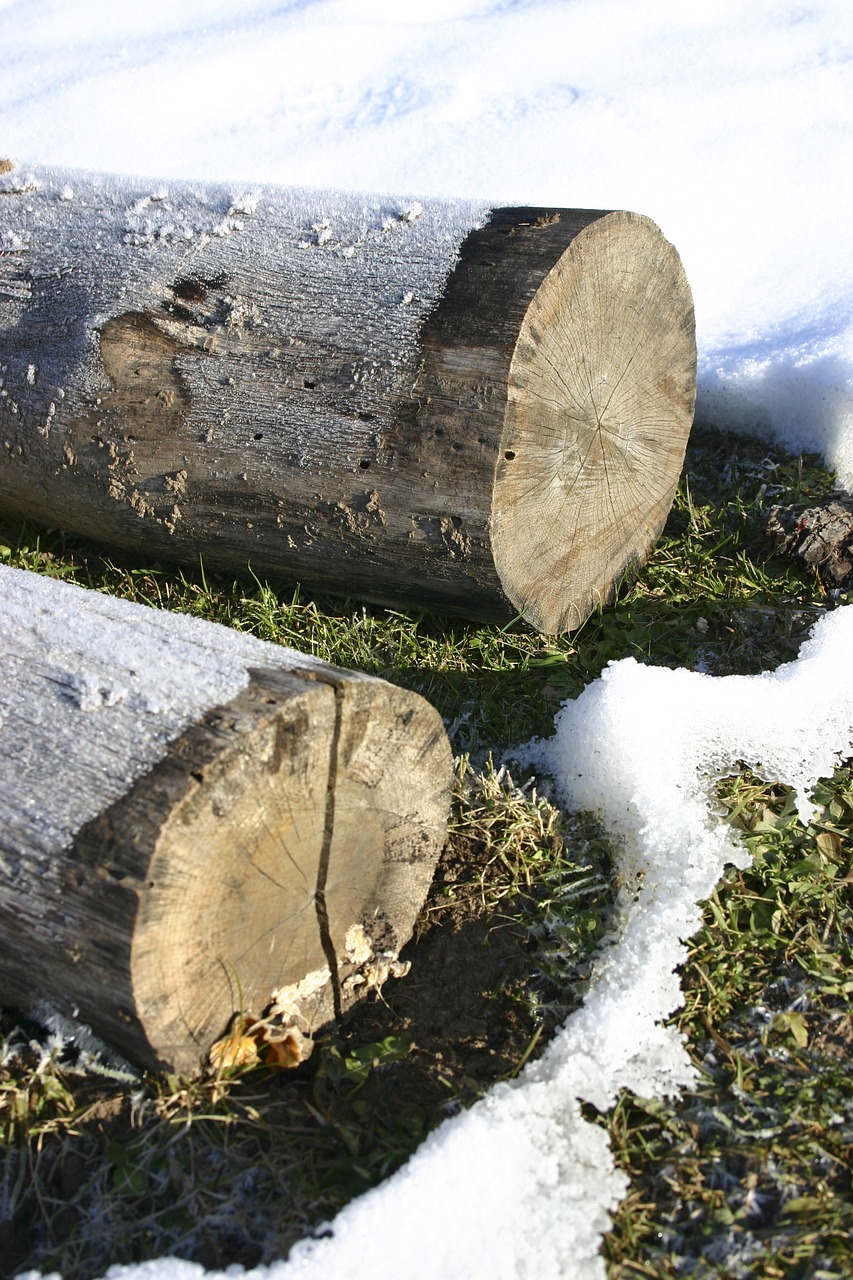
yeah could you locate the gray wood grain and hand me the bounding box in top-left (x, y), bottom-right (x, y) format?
top-left (0, 161), bottom-right (695, 632)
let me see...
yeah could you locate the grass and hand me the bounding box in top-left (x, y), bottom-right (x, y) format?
top-left (603, 767), bottom-right (853, 1279)
top-left (0, 425), bottom-right (851, 1278)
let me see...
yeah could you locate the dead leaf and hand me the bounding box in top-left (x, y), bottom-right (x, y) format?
top-left (209, 1018), bottom-right (261, 1071)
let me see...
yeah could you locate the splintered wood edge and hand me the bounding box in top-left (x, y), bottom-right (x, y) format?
top-left (128, 668), bottom-right (451, 1074)
top-left (128, 670), bottom-right (334, 1072)
top-left (324, 675), bottom-right (453, 1008)
top-left (491, 211), bottom-right (696, 634)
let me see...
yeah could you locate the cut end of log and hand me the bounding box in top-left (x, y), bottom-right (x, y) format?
top-left (79, 667), bottom-right (450, 1075)
top-left (127, 670), bottom-right (334, 1073)
top-left (491, 211), bottom-right (696, 633)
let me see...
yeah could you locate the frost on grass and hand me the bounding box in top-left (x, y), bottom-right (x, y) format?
top-left (12, 1001), bottom-right (139, 1085)
top-left (82, 608), bottom-right (853, 1280)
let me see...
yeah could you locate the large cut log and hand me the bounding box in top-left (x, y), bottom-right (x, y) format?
top-left (0, 566), bottom-right (451, 1074)
top-left (0, 160), bottom-right (696, 633)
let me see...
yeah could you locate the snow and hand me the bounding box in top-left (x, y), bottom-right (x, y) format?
top-left (3, 1), bottom-right (853, 1277)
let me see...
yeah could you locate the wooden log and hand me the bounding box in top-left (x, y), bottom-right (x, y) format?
top-left (0, 566), bottom-right (451, 1075)
top-left (0, 160), bottom-right (696, 633)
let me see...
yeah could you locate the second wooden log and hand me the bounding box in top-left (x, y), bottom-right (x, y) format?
top-left (0, 566), bottom-right (451, 1075)
top-left (0, 162), bottom-right (696, 632)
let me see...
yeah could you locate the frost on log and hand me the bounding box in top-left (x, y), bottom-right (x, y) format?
top-left (0, 160), bottom-right (696, 633)
top-left (0, 567), bottom-right (451, 1075)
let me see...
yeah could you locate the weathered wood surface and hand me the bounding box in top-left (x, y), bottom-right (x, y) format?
top-left (767, 495), bottom-right (853, 587)
top-left (0, 160), bottom-right (696, 633)
top-left (0, 566), bottom-right (451, 1074)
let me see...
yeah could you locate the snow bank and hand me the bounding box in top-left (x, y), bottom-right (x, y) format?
top-left (697, 343), bottom-right (853, 493)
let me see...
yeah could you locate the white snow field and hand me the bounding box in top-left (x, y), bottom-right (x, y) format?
top-left (3, 1), bottom-right (853, 1277)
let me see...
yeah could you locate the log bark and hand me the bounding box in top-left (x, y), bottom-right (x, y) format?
top-left (0, 160), bottom-right (696, 633)
top-left (0, 566), bottom-right (451, 1075)
top-left (766, 495), bottom-right (853, 588)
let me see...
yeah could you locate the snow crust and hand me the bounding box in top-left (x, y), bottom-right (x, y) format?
top-left (522, 606), bottom-right (853, 1096)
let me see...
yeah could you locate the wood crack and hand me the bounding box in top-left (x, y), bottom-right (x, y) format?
top-left (293, 666), bottom-right (346, 1026)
